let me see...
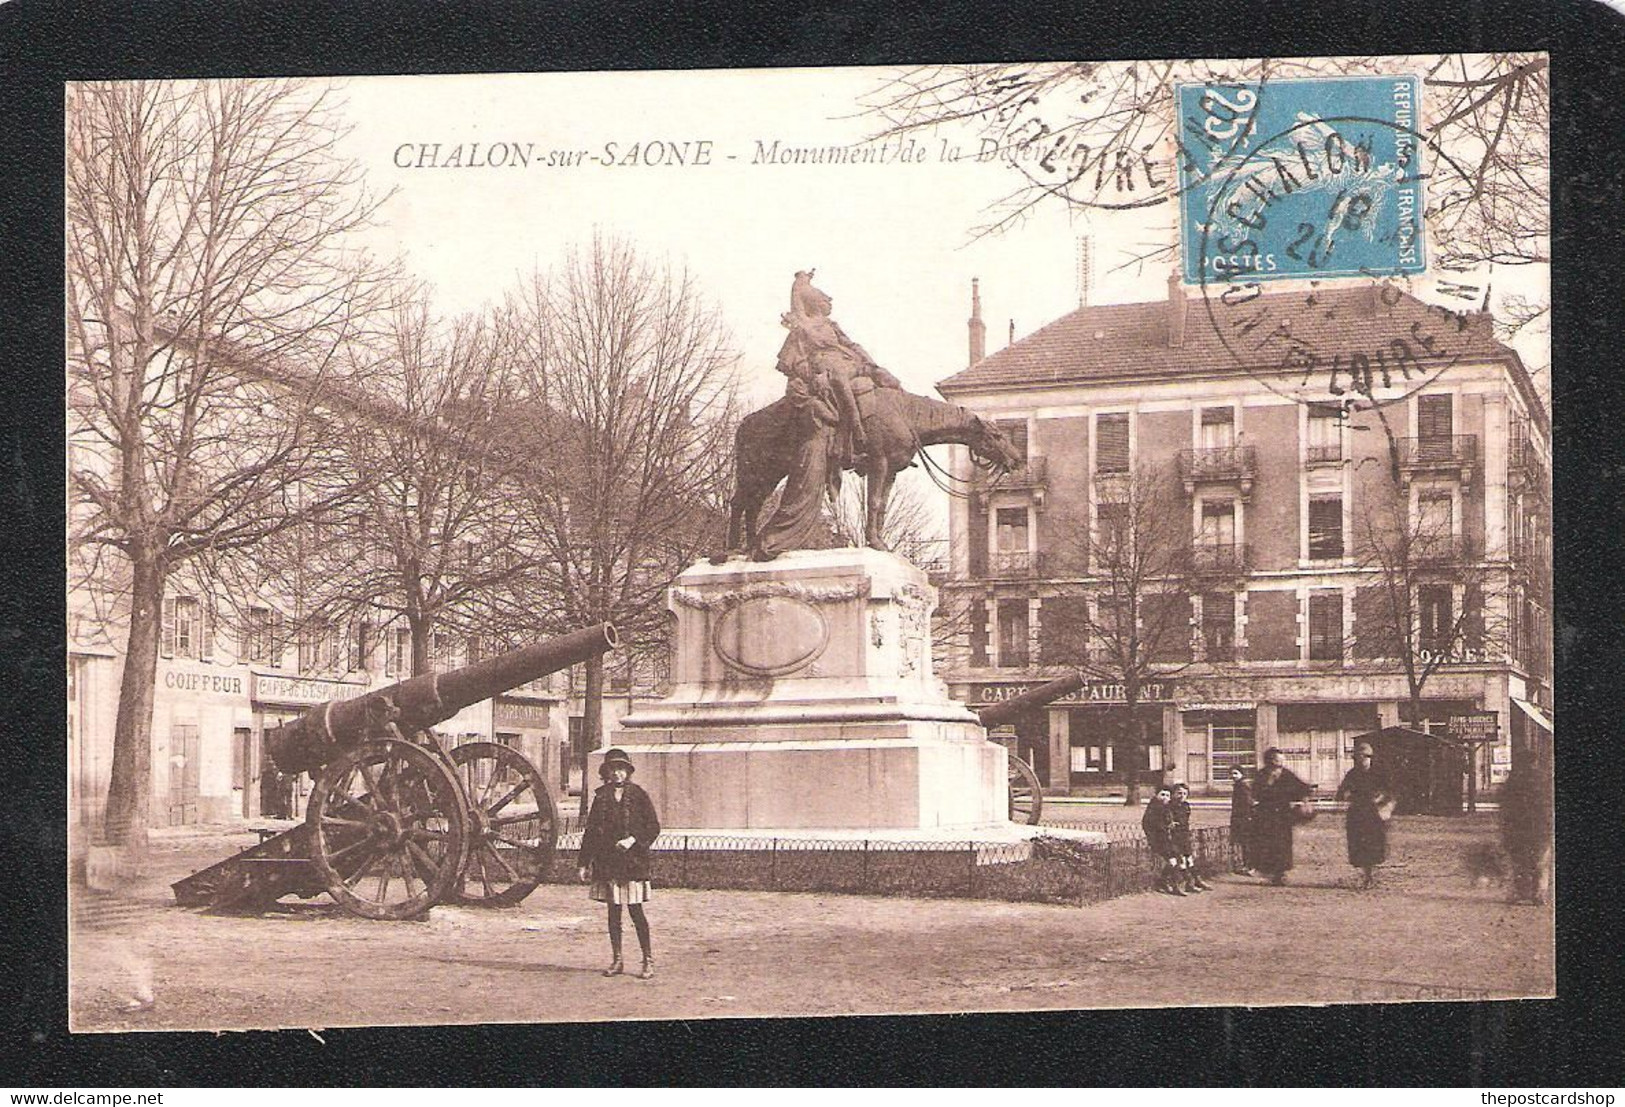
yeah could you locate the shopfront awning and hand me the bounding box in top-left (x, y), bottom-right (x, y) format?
top-left (1512, 697), bottom-right (1554, 734)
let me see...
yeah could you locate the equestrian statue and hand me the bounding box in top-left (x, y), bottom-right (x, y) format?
top-left (717, 270), bottom-right (1023, 562)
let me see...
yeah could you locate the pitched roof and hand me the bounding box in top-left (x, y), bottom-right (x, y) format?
top-left (936, 285), bottom-right (1520, 396)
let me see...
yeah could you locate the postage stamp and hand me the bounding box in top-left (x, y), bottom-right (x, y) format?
top-left (1178, 74), bottom-right (1427, 283)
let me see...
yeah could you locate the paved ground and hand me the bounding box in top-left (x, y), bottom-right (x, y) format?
top-left (68, 810), bottom-right (1552, 1031)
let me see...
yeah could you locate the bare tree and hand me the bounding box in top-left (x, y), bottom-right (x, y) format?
top-left (862, 56), bottom-right (1548, 273)
top-left (1036, 466), bottom-right (1208, 805)
top-left (1353, 463), bottom-right (1514, 810)
top-left (504, 236), bottom-right (740, 772)
top-left (67, 79), bottom-right (386, 847)
top-left (828, 474), bottom-right (943, 557)
top-left (263, 285), bottom-right (538, 677)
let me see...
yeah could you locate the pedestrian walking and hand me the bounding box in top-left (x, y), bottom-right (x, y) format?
top-left (1141, 785), bottom-right (1184, 896)
top-left (1499, 760), bottom-right (1553, 905)
top-left (1335, 741), bottom-right (1394, 888)
top-left (1251, 747), bottom-right (1312, 886)
top-left (1169, 783), bottom-right (1210, 892)
top-left (1228, 767), bottom-right (1255, 874)
top-left (578, 748), bottom-right (662, 979)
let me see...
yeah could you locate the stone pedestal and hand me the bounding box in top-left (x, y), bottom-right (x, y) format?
top-left (604, 548), bottom-right (1008, 831)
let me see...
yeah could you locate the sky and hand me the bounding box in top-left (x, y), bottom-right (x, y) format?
top-left (330, 63), bottom-right (1548, 414)
top-left (331, 67), bottom-right (1184, 409)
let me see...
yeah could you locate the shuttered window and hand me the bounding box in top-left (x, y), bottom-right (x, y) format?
top-left (1203, 592), bottom-right (1236, 659)
top-left (1418, 394), bottom-right (1453, 439)
top-left (1419, 585), bottom-right (1453, 653)
top-left (1309, 496), bottom-right (1344, 559)
top-left (1308, 592), bottom-right (1344, 661)
top-left (1418, 394), bottom-right (1454, 460)
top-left (1096, 413), bottom-right (1130, 473)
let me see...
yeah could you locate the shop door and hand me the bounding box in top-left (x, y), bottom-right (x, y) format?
top-left (167, 724), bottom-right (200, 826)
top-left (1310, 728), bottom-right (1343, 788)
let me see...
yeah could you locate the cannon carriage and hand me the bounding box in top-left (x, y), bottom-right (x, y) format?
top-left (173, 624), bottom-right (618, 920)
top-left (978, 670), bottom-right (1091, 826)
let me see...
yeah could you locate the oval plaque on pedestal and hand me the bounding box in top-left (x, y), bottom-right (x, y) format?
top-left (712, 596), bottom-right (828, 676)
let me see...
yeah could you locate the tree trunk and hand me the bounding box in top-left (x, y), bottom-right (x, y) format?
top-left (102, 555), bottom-right (165, 850)
top-left (581, 651), bottom-right (605, 790)
top-left (1123, 702), bottom-right (1143, 807)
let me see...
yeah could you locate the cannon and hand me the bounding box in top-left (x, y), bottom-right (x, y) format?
top-left (977, 670), bottom-right (1088, 826)
top-left (173, 624), bottom-right (619, 919)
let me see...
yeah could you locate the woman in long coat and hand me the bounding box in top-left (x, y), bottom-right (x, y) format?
top-left (1252, 747), bottom-right (1312, 885)
top-left (578, 748), bottom-right (662, 979)
top-left (1335, 741), bottom-right (1393, 888)
top-left (1228, 767), bottom-right (1255, 874)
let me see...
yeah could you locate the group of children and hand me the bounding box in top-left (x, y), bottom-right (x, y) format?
top-left (1140, 782), bottom-right (1212, 896)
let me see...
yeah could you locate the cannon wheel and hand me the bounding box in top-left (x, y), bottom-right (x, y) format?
top-left (307, 738), bottom-right (470, 920)
top-left (448, 741), bottom-right (559, 907)
top-left (1008, 754), bottom-right (1045, 825)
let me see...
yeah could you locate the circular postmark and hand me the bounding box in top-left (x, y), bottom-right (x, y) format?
top-left (1188, 78), bottom-right (1492, 415)
top-left (966, 66), bottom-right (1280, 214)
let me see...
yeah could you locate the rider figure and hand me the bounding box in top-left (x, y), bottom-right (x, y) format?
top-left (782, 270), bottom-right (899, 472)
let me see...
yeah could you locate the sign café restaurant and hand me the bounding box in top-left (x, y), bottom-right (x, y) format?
top-left (971, 676), bottom-right (1513, 800)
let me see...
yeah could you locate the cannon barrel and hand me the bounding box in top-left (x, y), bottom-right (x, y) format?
top-left (976, 670), bottom-right (1086, 730)
top-left (267, 623), bottom-right (619, 776)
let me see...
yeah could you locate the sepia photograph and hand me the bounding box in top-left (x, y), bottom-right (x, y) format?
top-left (63, 55), bottom-right (1555, 1032)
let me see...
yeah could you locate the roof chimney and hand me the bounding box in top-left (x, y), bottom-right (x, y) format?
top-left (1167, 271), bottom-right (1188, 348)
top-left (1077, 237), bottom-right (1093, 307)
top-left (1008, 319), bottom-right (1015, 347)
top-left (968, 278), bottom-right (986, 366)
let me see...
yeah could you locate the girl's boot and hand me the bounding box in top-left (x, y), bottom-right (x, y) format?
top-left (638, 955), bottom-right (655, 980)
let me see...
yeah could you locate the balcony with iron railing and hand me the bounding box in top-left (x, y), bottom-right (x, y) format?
top-left (985, 550), bottom-right (1048, 579)
top-left (1411, 533), bottom-right (1476, 565)
top-left (1190, 541), bottom-right (1252, 575)
top-left (1177, 445), bottom-right (1257, 500)
top-left (1093, 469), bottom-right (1131, 503)
top-left (974, 455), bottom-right (1048, 509)
top-left (1396, 435), bottom-right (1478, 486)
top-left (1306, 443), bottom-right (1344, 466)
top-left (1508, 431), bottom-right (1549, 495)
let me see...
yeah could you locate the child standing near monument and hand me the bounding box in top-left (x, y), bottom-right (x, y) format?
top-left (579, 749), bottom-right (662, 980)
top-left (1169, 782), bottom-right (1210, 893)
top-left (1142, 786), bottom-right (1183, 896)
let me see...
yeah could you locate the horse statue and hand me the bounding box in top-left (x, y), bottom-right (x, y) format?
top-left (719, 377), bottom-right (1024, 559)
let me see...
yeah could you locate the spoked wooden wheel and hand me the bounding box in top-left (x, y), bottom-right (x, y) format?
top-left (448, 741), bottom-right (559, 907)
top-left (308, 738), bottom-right (469, 920)
top-left (1008, 754), bottom-right (1045, 825)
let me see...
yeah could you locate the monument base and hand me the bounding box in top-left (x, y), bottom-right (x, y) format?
top-left (608, 548), bottom-right (1011, 833)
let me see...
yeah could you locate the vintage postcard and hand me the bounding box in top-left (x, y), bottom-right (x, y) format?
top-left (66, 56), bottom-right (1552, 1030)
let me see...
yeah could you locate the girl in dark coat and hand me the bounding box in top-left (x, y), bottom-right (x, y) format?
top-left (1228, 767), bottom-right (1255, 874)
top-left (1251, 747), bottom-right (1312, 885)
top-left (1169, 783), bottom-right (1210, 892)
top-left (1335, 741), bottom-right (1393, 888)
top-left (578, 748), bottom-right (662, 979)
top-left (1141, 786), bottom-right (1184, 895)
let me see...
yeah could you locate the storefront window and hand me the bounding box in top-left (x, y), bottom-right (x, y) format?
top-left (1183, 709), bottom-right (1256, 787)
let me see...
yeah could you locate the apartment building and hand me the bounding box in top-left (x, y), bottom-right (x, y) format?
top-left (936, 278), bottom-right (1552, 796)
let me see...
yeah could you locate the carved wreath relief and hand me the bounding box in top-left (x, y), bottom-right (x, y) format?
top-left (674, 580), bottom-right (869, 678)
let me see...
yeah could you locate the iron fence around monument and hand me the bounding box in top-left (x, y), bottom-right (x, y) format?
top-left (543, 826), bottom-right (1229, 906)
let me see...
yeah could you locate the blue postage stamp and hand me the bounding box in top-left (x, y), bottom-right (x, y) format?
top-left (1178, 74), bottom-right (1425, 283)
